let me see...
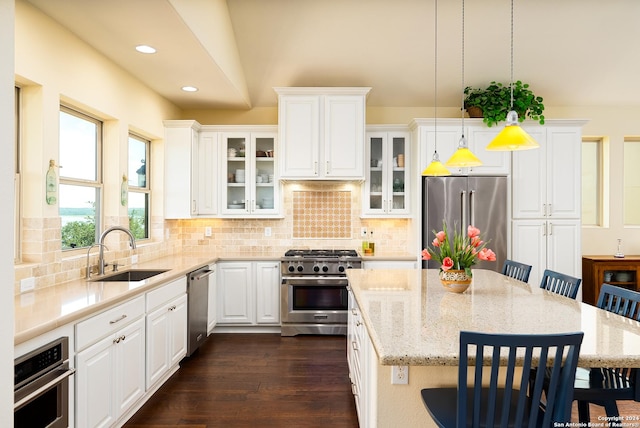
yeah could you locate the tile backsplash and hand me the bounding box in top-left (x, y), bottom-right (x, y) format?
top-left (292, 189), bottom-right (351, 239)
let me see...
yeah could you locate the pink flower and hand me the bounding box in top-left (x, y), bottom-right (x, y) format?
top-left (471, 236), bottom-right (483, 247)
top-left (468, 225), bottom-right (481, 238)
top-left (432, 237), bottom-right (440, 247)
top-left (421, 249), bottom-right (431, 260)
top-left (442, 257), bottom-right (454, 270)
top-left (436, 231), bottom-right (446, 242)
top-left (478, 248), bottom-right (496, 261)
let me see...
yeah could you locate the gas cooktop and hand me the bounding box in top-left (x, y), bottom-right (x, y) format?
top-left (283, 249), bottom-right (360, 258)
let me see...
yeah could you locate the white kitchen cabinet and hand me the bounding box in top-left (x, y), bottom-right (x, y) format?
top-left (207, 263), bottom-right (217, 333)
top-left (512, 125), bottom-right (582, 219)
top-left (512, 219), bottom-right (581, 287)
top-left (164, 120), bottom-right (218, 218)
top-left (145, 277), bottom-right (188, 389)
top-left (413, 118), bottom-right (509, 176)
top-left (347, 289), bottom-right (377, 428)
top-left (216, 261), bottom-right (280, 326)
top-left (220, 128), bottom-right (280, 217)
top-left (255, 262), bottom-right (281, 324)
top-left (76, 316), bottom-right (145, 428)
top-left (363, 127), bottom-right (411, 217)
top-left (275, 87), bottom-right (370, 180)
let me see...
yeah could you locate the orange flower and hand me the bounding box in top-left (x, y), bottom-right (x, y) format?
top-left (478, 248), bottom-right (497, 261)
top-left (468, 225), bottom-right (481, 238)
top-left (421, 249), bottom-right (431, 260)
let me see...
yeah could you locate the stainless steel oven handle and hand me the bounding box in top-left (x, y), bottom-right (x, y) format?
top-left (191, 270), bottom-right (213, 281)
top-left (14, 367), bottom-right (75, 410)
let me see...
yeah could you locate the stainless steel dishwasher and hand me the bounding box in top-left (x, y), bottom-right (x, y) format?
top-left (186, 265), bottom-right (213, 357)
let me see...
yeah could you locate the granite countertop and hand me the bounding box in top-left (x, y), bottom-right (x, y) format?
top-left (346, 268), bottom-right (640, 368)
top-left (14, 253), bottom-right (222, 345)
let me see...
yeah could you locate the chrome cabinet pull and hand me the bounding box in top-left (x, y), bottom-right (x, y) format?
top-left (109, 314), bottom-right (127, 324)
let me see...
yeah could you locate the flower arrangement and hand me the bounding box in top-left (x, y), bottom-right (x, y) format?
top-left (421, 222), bottom-right (496, 277)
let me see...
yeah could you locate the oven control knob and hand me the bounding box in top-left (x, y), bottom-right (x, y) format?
top-left (288, 264), bottom-right (295, 273)
top-left (313, 264), bottom-right (320, 272)
top-left (297, 264), bottom-right (304, 272)
top-left (338, 265), bottom-right (346, 273)
top-left (322, 265), bottom-right (329, 273)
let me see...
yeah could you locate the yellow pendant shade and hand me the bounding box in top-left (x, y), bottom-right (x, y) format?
top-left (445, 147), bottom-right (482, 168)
top-left (486, 123), bottom-right (540, 151)
top-left (422, 160), bottom-right (451, 176)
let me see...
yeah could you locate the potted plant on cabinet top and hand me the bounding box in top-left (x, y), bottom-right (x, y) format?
top-left (463, 80), bottom-right (545, 127)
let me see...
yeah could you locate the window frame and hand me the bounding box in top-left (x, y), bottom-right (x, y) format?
top-left (14, 86), bottom-right (21, 263)
top-left (58, 105), bottom-right (103, 250)
top-left (127, 132), bottom-right (151, 241)
top-left (581, 136), bottom-right (606, 227)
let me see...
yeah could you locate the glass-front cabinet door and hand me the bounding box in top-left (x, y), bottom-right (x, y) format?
top-left (221, 131), bottom-right (278, 217)
top-left (363, 129), bottom-right (410, 217)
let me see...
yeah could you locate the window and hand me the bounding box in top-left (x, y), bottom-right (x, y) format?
top-left (581, 137), bottom-right (603, 226)
top-left (15, 86), bottom-right (21, 262)
top-left (128, 133), bottom-right (150, 240)
top-left (59, 106), bottom-right (102, 250)
top-left (624, 138), bottom-right (640, 225)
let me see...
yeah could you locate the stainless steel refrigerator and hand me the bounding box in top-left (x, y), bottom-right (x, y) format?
top-left (422, 176), bottom-right (507, 272)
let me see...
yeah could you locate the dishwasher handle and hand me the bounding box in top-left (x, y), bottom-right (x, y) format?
top-left (190, 269), bottom-right (213, 282)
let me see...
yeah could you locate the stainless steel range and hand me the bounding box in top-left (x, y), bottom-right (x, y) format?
top-left (281, 249), bottom-right (362, 336)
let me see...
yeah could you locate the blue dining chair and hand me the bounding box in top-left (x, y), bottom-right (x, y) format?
top-left (573, 284), bottom-right (640, 422)
top-left (421, 330), bottom-right (584, 428)
top-left (539, 269), bottom-right (581, 299)
top-left (501, 259), bottom-right (532, 283)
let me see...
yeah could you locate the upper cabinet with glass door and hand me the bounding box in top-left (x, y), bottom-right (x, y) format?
top-left (220, 127), bottom-right (281, 218)
top-left (363, 128), bottom-right (411, 217)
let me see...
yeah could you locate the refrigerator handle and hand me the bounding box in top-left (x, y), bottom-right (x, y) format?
top-left (469, 190), bottom-right (475, 227)
top-left (461, 190), bottom-right (467, 230)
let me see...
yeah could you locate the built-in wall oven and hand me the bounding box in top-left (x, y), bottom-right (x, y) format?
top-left (281, 249), bottom-right (361, 336)
top-left (14, 336), bottom-right (75, 428)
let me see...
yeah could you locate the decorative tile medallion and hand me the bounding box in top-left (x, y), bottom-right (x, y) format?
top-left (292, 190), bottom-right (351, 239)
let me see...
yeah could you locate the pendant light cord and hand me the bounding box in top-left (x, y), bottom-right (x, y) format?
top-left (510, 0), bottom-right (514, 109)
top-left (460, 0), bottom-right (465, 138)
top-left (434, 0), bottom-right (438, 154)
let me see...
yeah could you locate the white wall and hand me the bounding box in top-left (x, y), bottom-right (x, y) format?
top-left (1, 0), bottom-right (15, 422)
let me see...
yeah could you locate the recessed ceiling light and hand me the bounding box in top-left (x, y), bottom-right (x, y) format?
top-left (135, 45), bottom-right (156, 54)
top-left (181, 86), bottom-right (198, 92)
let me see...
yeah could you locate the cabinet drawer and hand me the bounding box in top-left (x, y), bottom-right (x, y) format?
top-left (146, 277), bottom-right (187, 311)
top-left (76, 295), bottom-right (145, 351)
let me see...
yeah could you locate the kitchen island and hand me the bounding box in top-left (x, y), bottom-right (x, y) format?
top-left (346, 268), bottom-right (640, 428)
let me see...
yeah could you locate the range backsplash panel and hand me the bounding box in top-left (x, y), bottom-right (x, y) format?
top-left (292, 190), bottom-right (351, 239)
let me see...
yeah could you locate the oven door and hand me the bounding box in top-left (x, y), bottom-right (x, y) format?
top-left (14, 362), bottom-right (75, 428)
top-left (281, 276), bottom-right (349, 324)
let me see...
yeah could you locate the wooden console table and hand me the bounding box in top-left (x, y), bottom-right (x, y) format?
top-left (582, 255), bottom-right (640, 305)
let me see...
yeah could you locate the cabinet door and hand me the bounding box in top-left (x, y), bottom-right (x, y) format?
top-left (164, 121), bottom-right (199, 219)
top-left (146, 304), bottom-right (170, 388)
top-left (511, 220), bottom-right (547, 286)
top-left (222, 133), bottom-right (252, 214)
top-left (279, 95), bottom-right (320, 178)
top-left (546, 127), bottom-right (582, 218)
top-left (364, 132), bottom-right (386, 216)
top-left (114, 318), bottom-right (145, 418)
top-left (196, 131), bottom-right (218, 215)
top-left (169, 294), bottom-right (188, 367)
top-left (466, 126), bottom-right (510, 175)
top-left (217, 262), bottom-right (254, 324)
top-left (76, 336), bottom-right (116, 428)
top-left (207, 264), bottom-right (217, 333)
top-left (255, 262), bottom-right (280, 324)
top-left (546, 220), bottom-right (582, 282)
top-left (324, 94), bottom-right (365, 178)
top-left (252, 132), bottom-right (279, 214)
top-left (511, 128), bottom-right (548, 219)
top-left (387, 132), bottom-right (410, 215)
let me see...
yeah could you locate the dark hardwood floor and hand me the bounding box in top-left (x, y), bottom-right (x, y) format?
top-left (124, 333), bottom-right (359, 428)
top-left (125, 333), bottom-right (640, 427)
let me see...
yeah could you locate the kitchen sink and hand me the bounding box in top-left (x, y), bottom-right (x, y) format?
top-left (91, 269), bottom-right (169, 282)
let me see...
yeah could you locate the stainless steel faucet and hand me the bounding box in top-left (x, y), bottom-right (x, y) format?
top-left (85, 243), bottom-right (108, 279)
top-left (97, 226), bottom-right (137, 276)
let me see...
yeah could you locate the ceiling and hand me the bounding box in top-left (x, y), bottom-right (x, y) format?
top-left (24, 0), bottom-right (640, 111)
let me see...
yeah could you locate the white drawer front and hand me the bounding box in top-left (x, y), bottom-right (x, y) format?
top-left (146, 277), bottom-right (187, 311)
top-left (76, 295), bottom-right (145, 351)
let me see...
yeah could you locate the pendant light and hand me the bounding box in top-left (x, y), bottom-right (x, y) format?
top-left (485, 0), bottom-right (540, 151)
top-left (446, 0), bottom-right (482, 168)
top-left (422, 0), bottom-right (451, 176)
